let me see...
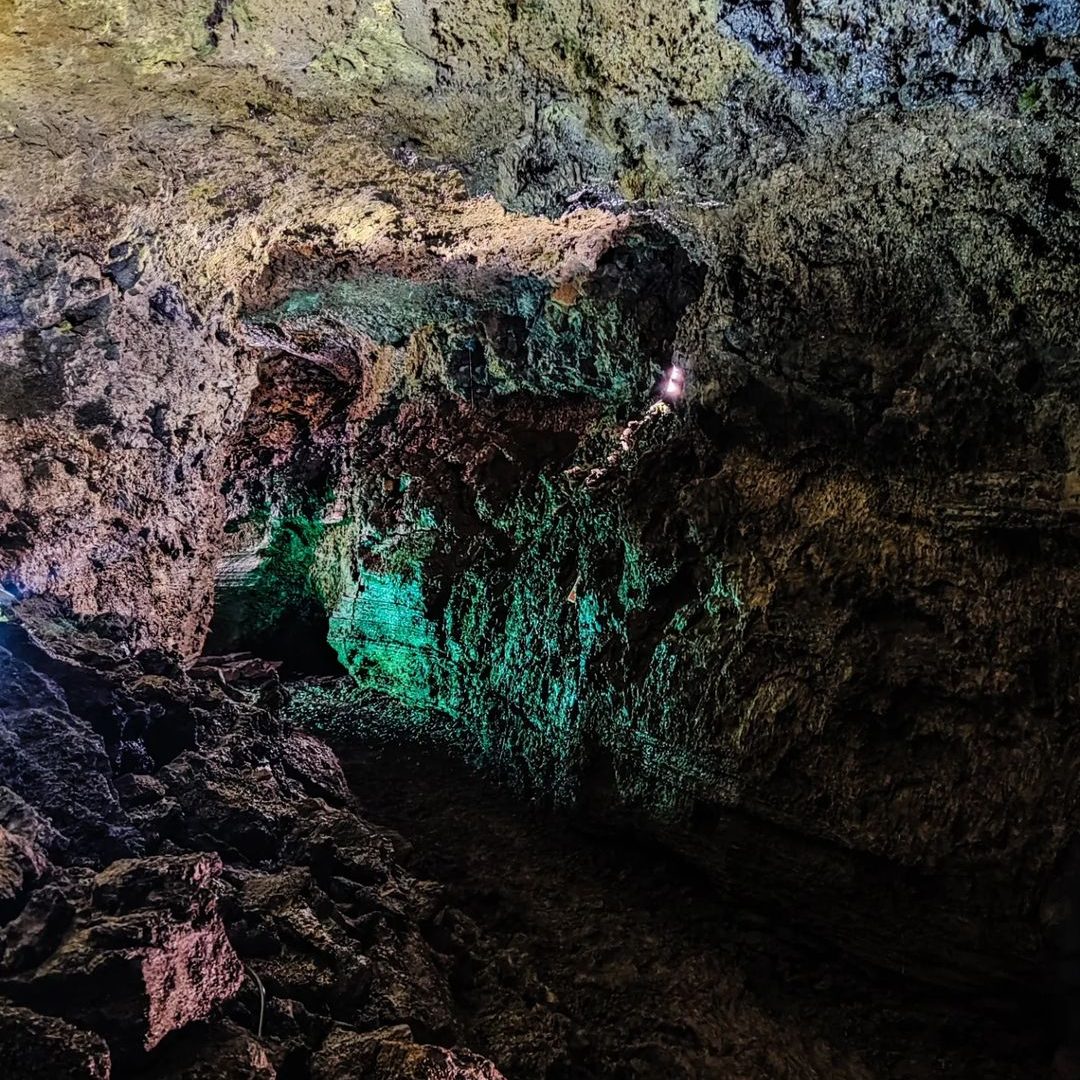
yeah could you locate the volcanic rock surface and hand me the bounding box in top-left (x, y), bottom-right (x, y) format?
top-left (3, 0), bottom-right (1080, 1076)
top-left (0, 601), bottom-right (511, 1077)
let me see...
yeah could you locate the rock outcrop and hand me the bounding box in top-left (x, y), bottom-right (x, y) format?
top-left (0, 602), bottom-right (506, 1076)
top-left (0, 1001), bottom-right (112, 1080)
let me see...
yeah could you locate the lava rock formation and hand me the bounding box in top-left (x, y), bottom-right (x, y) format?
top-left (3, 1), bottom-right (1080, 1076)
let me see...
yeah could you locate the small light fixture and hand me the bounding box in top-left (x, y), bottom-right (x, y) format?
top-left (661, 365), bottom-right (685, 399)
top-left (566, 574), bottom-right (580, 605)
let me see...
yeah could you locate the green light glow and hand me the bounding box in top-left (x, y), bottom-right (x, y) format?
top-left (311, 471), bottom-right (744, 806)
top-left (329, 570), bottom-right (443, 710)
top-left (248, 270), bottom-right (656, 402)
top-left (244, 248), bottom-right (735, 808)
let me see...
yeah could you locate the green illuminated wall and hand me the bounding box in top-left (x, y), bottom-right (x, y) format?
top-left (235, 237), bottom-right (734, 808)
top-left (310, 465), bottom-right (744, 810)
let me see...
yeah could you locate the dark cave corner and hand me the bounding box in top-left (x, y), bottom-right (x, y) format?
top-left (204, 583), bottom-right (346, 679)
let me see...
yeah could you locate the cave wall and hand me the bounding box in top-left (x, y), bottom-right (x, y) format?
top-left (0, 0), bottom-right (631, 649)
top-left (216, 100), bottom-right (1080, 993)
top-left (4, 0), bottom-right (1080, 995)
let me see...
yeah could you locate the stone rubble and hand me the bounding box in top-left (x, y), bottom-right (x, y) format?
top-left (0, 600), bottom-right (506, 1078)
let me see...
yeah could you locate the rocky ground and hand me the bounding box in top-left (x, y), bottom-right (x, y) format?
top-left (0, 599), bottom-right (513, 1078)
top-left (0, 599), bottom-right (1056, 1078)
top-left (334, 719), bottom-right (1053, 1080)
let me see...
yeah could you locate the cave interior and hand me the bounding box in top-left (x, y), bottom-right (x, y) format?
top-left (2, 1), bottom-right (1080, 1077)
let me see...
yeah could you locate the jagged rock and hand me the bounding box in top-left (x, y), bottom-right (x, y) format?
top-left (0, 854), bottom-right (243, 1057)
top-left (0, 643), bottom-right (69, 712)
top-left (282, 806), bottom-right (408, 890)
top-left (224, 867), bottom-right (373, 1018)
top-left (0, 826), bottom-right (38, 915)
top-left (363, 924), bottom-right (458, 1042)
top-left (0, 608), bottom-right (489, 1067)
top-left (279, 730), bottom-right (350, 805)
top-left (152, 745), bottom-right (310, 866)
top-left (0, 870), bottom-right (91, 976)
top-left (311, 1024), bottom-right (505, 1080)
top-left (0, 643), bottom-right (137, 863)
top-left (115, 773), bottom-right (168, 810)
top-left (0, 1001), bottom-right (111, 1079)
top-left (0, 702), bottom-right (134, 862)
top-left (0, 786), bottom-right (58, 917)
top-left (0, 611), bottom-right (492, 1072)
top-left (0, 786), bottom-right (62, 860)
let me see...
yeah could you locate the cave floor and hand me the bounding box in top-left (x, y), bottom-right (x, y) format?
top-left (335, 736), bottom-right (1049, 1080)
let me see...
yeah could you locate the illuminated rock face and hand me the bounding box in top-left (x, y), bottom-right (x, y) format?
top-left (3, 0), bottom-right (1080, 1042)
top-left (220, 233), bottom-right (714, 805)
top-left (217, 173), bottom-right (1080, 994)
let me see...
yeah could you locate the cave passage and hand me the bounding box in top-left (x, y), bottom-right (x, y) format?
top-left (325, 706), bottom-right (1052, 1079)
top-left (4, 1), bottom-right (1080, 1077)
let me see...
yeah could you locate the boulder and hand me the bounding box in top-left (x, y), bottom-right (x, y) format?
top-left (225, 867), bottom-right (372, 1017)
top-left (0, 827), bottom-right (43, 917)
top-left (0, 785), bottom-right (58, 917)
top-left (148, 1020), bottom-right (277, 1079)
top-left (1, 854), bottom-right (243, 1057)
top-left (0, 870), bottom-right (91, 975)
top-left (311, 1024), bottom-right (505, 1080)
top-left (280, 730), bottom-right (350, 805)
top-left (0, 644), bottom-right (138, 864)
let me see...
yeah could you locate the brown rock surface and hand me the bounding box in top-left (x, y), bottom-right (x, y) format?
top-left (2, 1), bottom-right (1080, 1076)
top-left (311, 1024), bottom-right (506, 1080)
top-left (0, 853), bottom-right (243, 1055)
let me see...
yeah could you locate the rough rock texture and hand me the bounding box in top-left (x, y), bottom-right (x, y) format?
top-left (0, 603), bottom-right (506, 1077)
top-left (311, 1025), bottom-right (506, 1080)
top-left (1, 853), bottom-right (244, 1057)
top-left (3, 0), bottom-right (1080, 1074)
top-left (0, 1001), bottom-right (111, 1080)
